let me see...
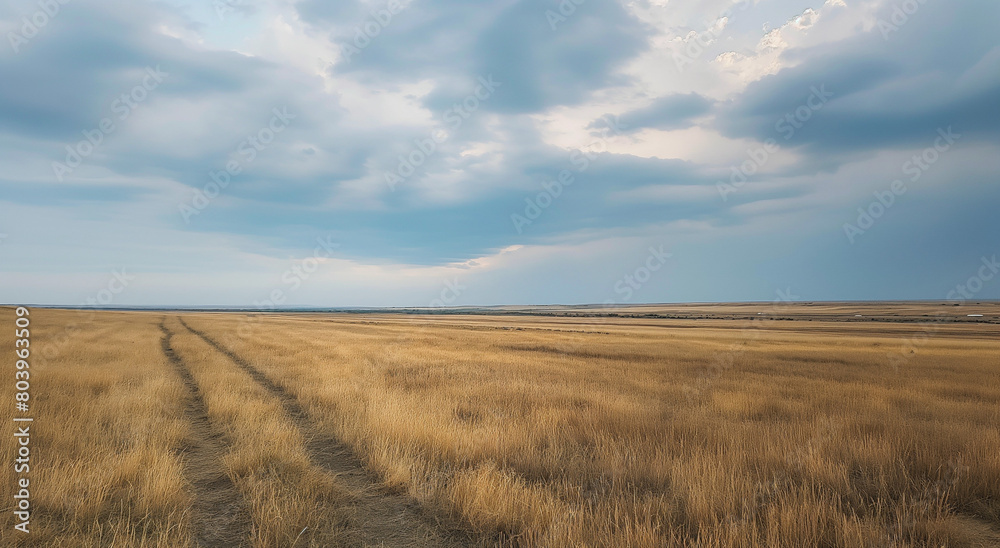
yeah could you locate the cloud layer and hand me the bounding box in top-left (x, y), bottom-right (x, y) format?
top-left (1, 0), bottom-right (998, 306)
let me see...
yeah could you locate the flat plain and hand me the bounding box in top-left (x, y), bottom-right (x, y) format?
top-left (1, 304), bottom-right (998, 547)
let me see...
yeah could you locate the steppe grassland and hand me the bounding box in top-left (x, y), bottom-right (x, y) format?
top-left (0, 308), bottom-right (192, 547)
top-left (1, 307), bottom-right (998, 547)
top-left (188, 312), bottom-right (1000, 547)
top-left (0, 310), bottom-right (353, 547)
top-left (163, 316), bottom-right (354, 547)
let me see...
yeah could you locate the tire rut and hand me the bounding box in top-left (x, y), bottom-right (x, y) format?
top-left (177, 317), bottom-right (475, 548)
top-left (160, 319), bottom-right (252, 548)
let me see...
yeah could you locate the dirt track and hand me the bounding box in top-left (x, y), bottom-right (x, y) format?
top-left (178, 318), bottom-right (474, 548)
top-left (159, 320), bottom-right (251, 548)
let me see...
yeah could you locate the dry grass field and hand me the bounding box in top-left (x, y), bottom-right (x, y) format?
top-left (1, 305), bottom-right (998, 547)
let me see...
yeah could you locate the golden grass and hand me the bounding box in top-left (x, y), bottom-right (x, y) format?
top-left (163, 316), bottom-right (353, 547)
top-left (192, 312), bottom-right (1000, 547)
top-left (0, 308), bottom-right (192, 547)
top-left (2, 307), bottom-right (998, 547)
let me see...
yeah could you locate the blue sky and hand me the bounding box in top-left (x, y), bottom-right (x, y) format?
top-left (1, 0), bottom-right (998, 307)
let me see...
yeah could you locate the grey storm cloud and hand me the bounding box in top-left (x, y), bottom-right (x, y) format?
top-left (305, 0), bottom-right (652, 114)
top-left (1, 0), bottom-right (999, 306)
top-left (0, 0), bottom-right (264, 141)
top-left (714, 0), bottom-right (1000, 158)
top-left (597, 93), bottom-right (715, 133)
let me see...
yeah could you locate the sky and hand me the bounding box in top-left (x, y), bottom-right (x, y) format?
top-left (1, 0), bottom-right (998, 307)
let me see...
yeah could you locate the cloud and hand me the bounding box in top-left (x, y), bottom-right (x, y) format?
top-left (604, 93), bottom-right (714, 133)
top-left (1, 0), bottom-right (998, 305)
top-left (715, 0), bottom-right (1000, 161)
top-left (713, 1), bottom-right (846, 84)
top-left (307, 0), bottom-right (653, 115)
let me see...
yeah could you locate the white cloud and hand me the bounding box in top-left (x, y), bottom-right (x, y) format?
top-left (715, 0), bottom-right (851, 84)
